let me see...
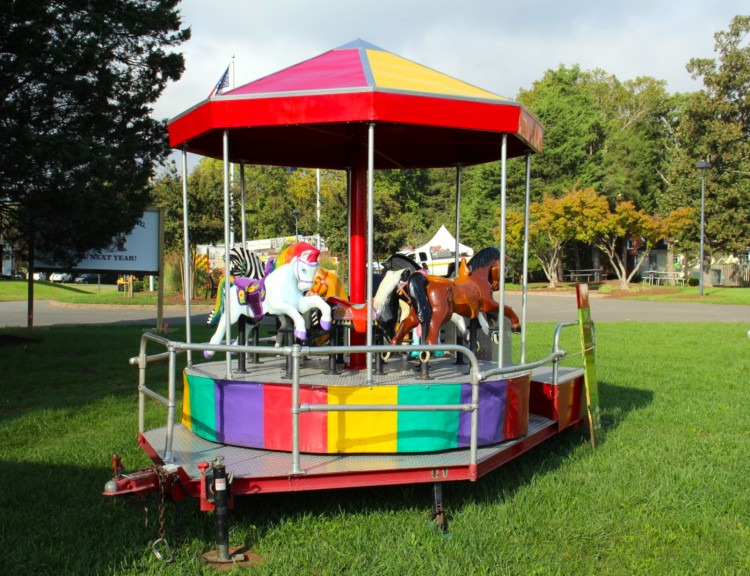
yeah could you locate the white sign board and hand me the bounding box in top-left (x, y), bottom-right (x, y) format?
top-left (38, 209), bottom-right (161, 273)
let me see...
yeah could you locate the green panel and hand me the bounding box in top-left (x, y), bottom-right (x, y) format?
top-left (185, 374), bottom-right (217, 442)
top-left (397, 383), bottom-right (462, 452)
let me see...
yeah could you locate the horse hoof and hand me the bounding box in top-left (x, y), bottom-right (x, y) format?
top-left (294, 329), bottom-right (307, 341)
top-left (204, 350), bottom-right (214, 359)
top-left (320, 319), bottom-right (332, 331)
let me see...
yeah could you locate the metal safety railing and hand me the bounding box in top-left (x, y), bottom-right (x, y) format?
top-left (551, 320), bottom-right (596, 384)
top-left (130, 331), bottom-right (572, 472)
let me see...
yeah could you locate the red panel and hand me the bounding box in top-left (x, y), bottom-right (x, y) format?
top-left (263, 384), bottom-right (329, 452)
top-left (504, 375), bottom-right (530, 440)
top-left (167, 92), bottom-right (532, 151)
top-left (168, 93), bottom-right (376, 148)
top-left (229, 49), bottom-right (368, 95)
top-left (371, 92), bottom-right (522, 134)
top-left (529, 375), bottom-right (586, 431)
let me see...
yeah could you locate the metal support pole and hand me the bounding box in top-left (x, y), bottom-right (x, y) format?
top-left (291, 345), bottom-right (305, 475)
top-left (521, 154), bottom-right (531, 363)
top-left (699, 172), bottom-right (706, 296)
top-left (454, 165), bottom-right (463, 274)
top-left (181, 148), bottom-right (193, 365)
top-left (240, 161), bottom-right (247, 249)
top-left (696, 162), bottom-right (710, 296)
top-left (366, 123), bottom-right (375, 384)
top-left (497, 135), bottom-right (508, 368)
top-left (223, 130), bottom-right (232, 379)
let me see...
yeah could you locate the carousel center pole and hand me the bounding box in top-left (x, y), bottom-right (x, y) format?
top-left (346, 136), bottom-right (368, 370)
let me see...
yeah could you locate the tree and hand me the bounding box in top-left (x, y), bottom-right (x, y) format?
top-left (659, 15), bottom-right (750, 283)
top-left (567, 187), bottom-right (694, 289)
top-left (522, 193), bottom-right (582, 288)
top-left (0, 1), bottom-right (189, 324)
top-left (150, 161), bottom-right (184, 253)
top-left (515, 65), bottom-right (606, 197)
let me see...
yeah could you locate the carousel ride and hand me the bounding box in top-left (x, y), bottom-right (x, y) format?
top-left (104, 40), bottom-right (600, 566)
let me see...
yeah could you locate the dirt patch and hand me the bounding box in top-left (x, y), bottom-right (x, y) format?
top-left (601, 287), bottom-right (679, 299)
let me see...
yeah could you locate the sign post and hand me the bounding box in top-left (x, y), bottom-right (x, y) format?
top-left (576, 283), bottom-right (601, 448)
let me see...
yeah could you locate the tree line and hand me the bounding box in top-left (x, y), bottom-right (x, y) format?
top-left (151, 16), bottom-right (750, 289)
top-left (2, 4), bottom-right (748, 294)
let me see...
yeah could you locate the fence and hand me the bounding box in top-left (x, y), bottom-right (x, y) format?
top-left (712, 263), bottom-right (750, 287)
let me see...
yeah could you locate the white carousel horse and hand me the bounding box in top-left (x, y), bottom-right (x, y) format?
top-left (204, 242), bottom-right (332, 358)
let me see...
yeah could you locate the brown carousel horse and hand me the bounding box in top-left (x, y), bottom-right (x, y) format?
top-left (465, 246), bottom-right (520, 332)
top-left (385, 248), bottom-right (520, 349)
top-left (387, 261), bottom-right (485, 348)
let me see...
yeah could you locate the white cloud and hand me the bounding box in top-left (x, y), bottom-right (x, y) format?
top-left (154, 0), bottom-right (748, 120)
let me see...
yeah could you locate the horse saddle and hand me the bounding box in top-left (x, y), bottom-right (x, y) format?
top-left (234, 277), bottom-right (264, 317)
top-left (328, 296), bottom-right (374, 333)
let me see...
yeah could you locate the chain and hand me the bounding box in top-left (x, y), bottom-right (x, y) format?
top-left (150, 467), bottom-right (174, 563)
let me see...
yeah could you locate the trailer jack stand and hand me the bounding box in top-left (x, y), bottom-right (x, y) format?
top-left (431, 482), bottom-right (449, 534)
top-left (200, 457), bottom-right (263, 570)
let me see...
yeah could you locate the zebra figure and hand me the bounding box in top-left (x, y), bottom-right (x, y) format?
top-left (207, 246), bottom-right (272, 327)
top-left (229, 245), bottom-right (266, 279)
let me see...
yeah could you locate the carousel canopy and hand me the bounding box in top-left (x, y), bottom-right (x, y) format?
top-left (168, 39), bottom-right (544, 169)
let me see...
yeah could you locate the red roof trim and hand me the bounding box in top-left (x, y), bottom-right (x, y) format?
top-left (168, 91), bottom-right (542, 152)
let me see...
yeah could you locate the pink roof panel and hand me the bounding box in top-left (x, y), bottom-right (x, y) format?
top-left (228, 49), bottom-right (369, 95)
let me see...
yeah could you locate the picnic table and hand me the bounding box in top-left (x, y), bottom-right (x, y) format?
top-left (642, 270), bottom-right (685, 286)
top-left (566, 269), bottom-right (605, 283)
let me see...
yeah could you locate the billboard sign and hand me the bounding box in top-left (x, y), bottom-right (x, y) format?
top-left (37, 208), bottom-right (161, 273)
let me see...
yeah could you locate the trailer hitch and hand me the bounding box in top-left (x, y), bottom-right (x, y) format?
top-left (102, 454), bottom-right (180, 498)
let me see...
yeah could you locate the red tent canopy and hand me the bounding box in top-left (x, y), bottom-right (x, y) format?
top-left (167, 39), bottom-right (543, 168)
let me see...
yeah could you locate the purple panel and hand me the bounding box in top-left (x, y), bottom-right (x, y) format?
top-left (215, 380), bottom-right (265, 447)
top-left (229, 50), bottom-right (368, 95)
top-left (457, 379), bottom-right (506, 447)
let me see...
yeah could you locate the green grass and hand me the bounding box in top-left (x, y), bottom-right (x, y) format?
top-left (618, 285), bottom-right (750, 305)
top-left (1, 322), bottom-right (749, 574)
top-left (0, 279), bottom-right (208, 306)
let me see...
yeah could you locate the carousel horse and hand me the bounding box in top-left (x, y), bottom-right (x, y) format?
top-left (466, 246), bottom-right (520, 332)
top-left (204, 242), bottom-right (332, 358)
top-left (309, 267), bottom-right (349, 301)
top-left (320, 268), bottom-right (407, 336)
top-left (388, 262), bottom-right (490, 348)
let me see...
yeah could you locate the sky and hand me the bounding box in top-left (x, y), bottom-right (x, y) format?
top-left (154, 0), bottom-right (748, 122)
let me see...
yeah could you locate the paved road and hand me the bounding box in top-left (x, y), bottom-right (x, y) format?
top-left (1, 294), bottom-right (748, 328)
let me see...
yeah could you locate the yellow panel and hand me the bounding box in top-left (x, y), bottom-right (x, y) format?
top-left (181, 372), bottom-right (191, 430)
top-left (328, 385), bottom-right (399, 453)
top-left (367, 50), bottom-right (507, 101)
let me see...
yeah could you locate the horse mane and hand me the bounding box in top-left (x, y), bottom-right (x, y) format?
top-left (207, 276), bottom-right (230, 327)
top-left (382, 253), bottom-right (423, 272)
top-left (468, 246), bottom-right (500, 272)
top-left (373, 269), bottom-right (405, 314)
top-left (272, 241), bottom-right (319, 272)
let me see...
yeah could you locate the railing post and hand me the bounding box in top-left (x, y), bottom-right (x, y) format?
top-left (290, 345), bottom-right (304, 475)
top-left (164, 346), bottom-right (177, 463)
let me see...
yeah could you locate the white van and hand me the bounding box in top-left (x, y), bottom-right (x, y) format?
top-left (397, 248), bottom-right (457, 277)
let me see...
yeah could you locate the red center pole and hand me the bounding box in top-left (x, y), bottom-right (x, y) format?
top-left (347, 150), bottom-right (367, 369)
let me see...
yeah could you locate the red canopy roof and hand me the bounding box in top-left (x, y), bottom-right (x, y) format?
top-left (168, 40), bottom-right (543, 168)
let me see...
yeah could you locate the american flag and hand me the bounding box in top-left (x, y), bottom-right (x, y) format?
top-left (209, 65), bottom-right (230, 97)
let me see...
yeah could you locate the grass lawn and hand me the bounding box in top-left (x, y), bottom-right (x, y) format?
top-left (0, 321), bottom-right (748, 575)
top-left (4, 278), bottom-right (750, 308)
top-left (0, 279), bottom-right (211, 307)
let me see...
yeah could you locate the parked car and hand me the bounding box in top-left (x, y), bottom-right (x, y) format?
top-left (32, 272), bottom-right (47, 281)
top-left (74, 273), bottom-right (99, 284)
top-left (50, 272), bottom-right (73, 283)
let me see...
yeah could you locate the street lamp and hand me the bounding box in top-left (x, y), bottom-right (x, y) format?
top-left (292, 207), bottom-right (301, 241)
top-left (695, 160), bottom-right (711, 296)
